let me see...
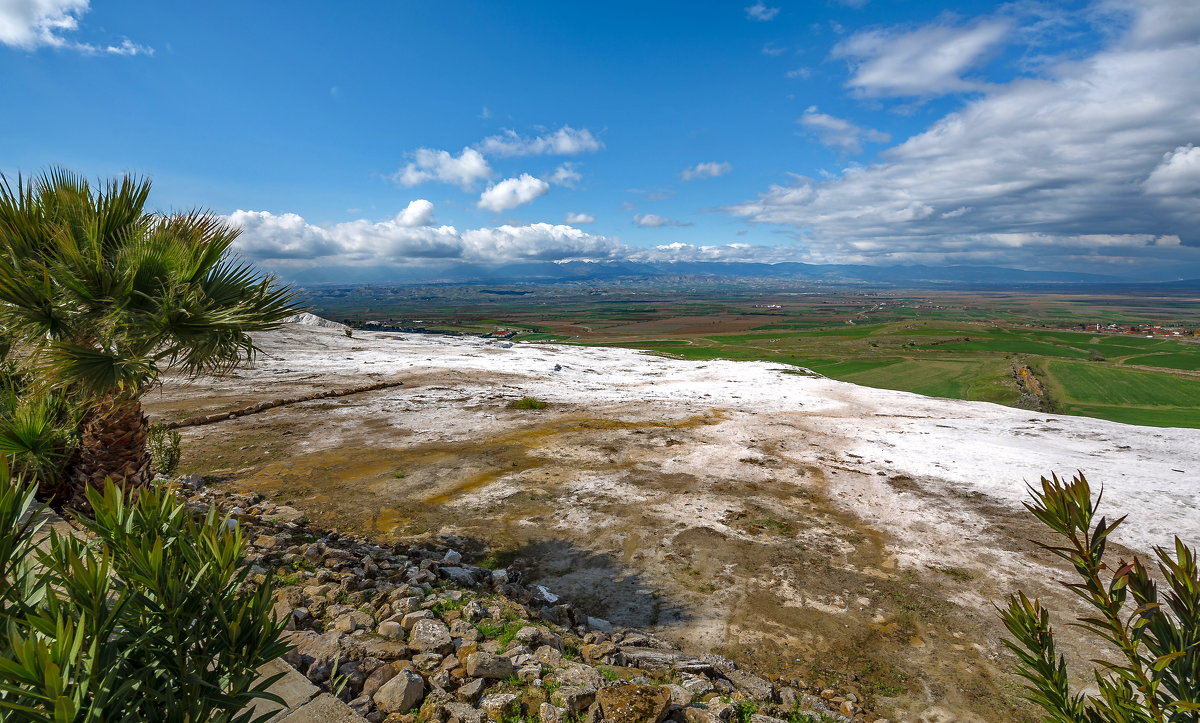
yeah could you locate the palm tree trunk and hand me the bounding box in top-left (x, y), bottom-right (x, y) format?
top-left (66, 395), bottom-right (152, 506)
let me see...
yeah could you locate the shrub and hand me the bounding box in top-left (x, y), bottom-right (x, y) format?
top-left (508, 397), bottom-right (548, 410)
top-left (0, 461), bottom-right (290, 721)
top-left (1000, 472), bottom-right (1200, 723)
top-left (147, 424), bottom-right (183, 477)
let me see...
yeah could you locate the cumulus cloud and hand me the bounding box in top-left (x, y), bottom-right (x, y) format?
top-left (798, 106), bottom-right (890, 153)
top-left (228, 209), bottom-right (623, 267)
top-left (478, 174), bottom-right (551, 212)
top-left (477, 126), bottom-right (603, 157)
top-left (395, 199), bottom-right (435, 227)
top-left (628, 242), bottom-right (804, 263)
top-left (393, 147), bottom-right (491, 190)
top-left (727, 0), bottom-right (1200, 271)
top-left (0, 0), bottom-right (151, 53)
top-left (745, 3), bottom-right (779, 21)
top-left (832, 18), bottom-right (1010, 97)
top-left (548, 162), bottom-right (582, 187)
top-left (680, 161), bottom-right (732, 181)
top-left (565, 212), bottom-right (595, 224)
top-left (1143, 144), bottom-right (1200, 196)
top-left (633, 213), bottom-right (692, 227)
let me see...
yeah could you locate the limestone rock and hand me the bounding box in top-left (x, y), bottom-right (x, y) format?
top-left (596, 684), bottom-right (671, 723)
top-left (478, 692), bottom-right (521, 721)
top-left (465, 651), bottom-right (514, 680)
top-left (409, 619), bottom-right (453, 654)
top-left (374, 669), bottom-right (425, 713)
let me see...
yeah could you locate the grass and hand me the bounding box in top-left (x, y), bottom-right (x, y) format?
top-left (508, 397), bottom-right (548, 410)
top-left (1048, 361), bottom-right (1200, 407)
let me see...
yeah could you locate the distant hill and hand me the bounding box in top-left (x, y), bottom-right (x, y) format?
top-left (281, 260), bottom-right (1150, 288)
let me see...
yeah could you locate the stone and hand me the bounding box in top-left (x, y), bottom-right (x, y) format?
top-left (721, 669), bottom-right (774, 702)
top-left (587, 616), bottom-right (614, 633)
top-left (276, 693), bottom-right (361, 722)
top-left (749, 716), bottom-right (788, 723)
top-left (680, 674), bottom-right (715, 696)
top-left (532, 645), bottom-right (563, 666)
top-left (409, 619), bottom-right (454, 654)
top-left (479, 693), bottom-right (521, 721)
top-left (401, 610), bottom-right (435, 629)
top-left (374, 669), bottom-right (425, 713)
top-left (393, 596), bottom-right (423, 615)
top-left (456, 677), bottom-right (487, 703)
top-left (664, 684), bottom-right (693, 707)
top-left (539, 703), bottom-right (567, 723)
top-left (596, 684), bottom-right (671, 723)
top-left (465, 651), bottom-right (514, 680)
top-left (550, 685), bottom-right (596, 714)
top-left (443, 549), bottom-right (463, 564)
top-left (551, 662), bottom-right (604, 689)
top-left (439, 566), bottom-right (477, 586)
top-left (445, 701), bottom-right (487, 723)
top-left (682, 708), bottom-right (724, 723)
top-left (378, 621), bottom-right (404, 639)
top-left (515, 664), bottom-right (542, 684)
top-left (413, 653), bottom-right (445, 673)
top-left (334, 610), bottom-right (374, 633)
top-left (361, 661), bottom-right (404, 699)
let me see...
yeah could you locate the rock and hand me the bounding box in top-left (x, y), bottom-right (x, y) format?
top-left (539, 703), bottom-right (567, 723)
top-left (550, 685), bottom-right (596, 714)
top-left (663, 684), bottom-right (693, 707)
top-left (683, 708), bottom-right (724, 723)
top-left (680, 674), bottom-right (715, 696)
top-left (532, 645), bottom-right (563, 666)
top-left (587, 616), bottom-right (614, 633)
top-left (479, 693), bottom-right (521, 721)
top-left (465, 651), bottom-right (514, 680)
top-left (334, 610), bottom-right (374, 633)
top-left (749, 715), bottom-right (788, 723)
top-left (253, 534), bottom-right (282, 549)
top-left (456, 677), bottom-right (487, 703)
top-left (409, 619), bottom-right (453, 654)
top-left (445, 701), bottom-right (487, 723)
top-left (378, 621), bottom-right (404, 639)
top-left (596, 684), bottom-right (671, 723)
top-left (439, 566), bottom-right (478, 586)
top-left (551, 662), bottom-right (604, 689)
top-left (413, 652), bottom-right (445, 673)
top-left (374, 669), bottom-right (425, 713)
top-left (393, 596), bottom-right (422, 615)
top-left (401, 610), bottom-right (435, 629)
top-left (443, 549), bottom-right (463, 565)
top-left (361, 661), bottom-right (404, 699)
top-left (721, 669), bottom-right (775, 702)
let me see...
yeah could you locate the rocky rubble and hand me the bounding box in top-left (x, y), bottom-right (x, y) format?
top-left (175, 475), bottom-right (892, 723)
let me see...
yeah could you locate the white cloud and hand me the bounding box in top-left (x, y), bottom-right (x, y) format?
top-left (395, 199), bottom-right (435, 227)
top-left (548, 162), bottom-right (582, 187)
top-left (393, 147), bottom-right (491, 190)
top-left (727, 0), bottom-right (1200, 270)
top-left (0, 0), bottom-right (151, 53)
top-left (477, 126), bottom-right (603, 157)
top-left (228, 209), bottom-right (622, 266)
top-left (745, 2), bottom-right (779, 21)
top-left (798, 106), bottom-right (890, 153)
top-left (628, 242), bottom-right (804, 263)
top-left (785, 67), bottom-right (812, 79)
top-left (1143, 144), bottom-right (1200, 196)
top-left (762, 43), bottom-right (785, 56)
top-left (478, 174), bottom-right (551, 212)
top-left (633, 213), bottom-right (692, 227)
top-left (565, 212), bottom-right (595, 224)
top-left (832, 19), bottom-right (1010, 97)
top-left (680, 161), bottom-right (732, 181)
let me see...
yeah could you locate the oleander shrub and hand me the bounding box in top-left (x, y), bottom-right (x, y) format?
top-left (0, 460), bottom-right (290, 721)
top-left (1000, 472), bottom-right (1200, 722)
top-left (147, 424), bottom-right (183, 477)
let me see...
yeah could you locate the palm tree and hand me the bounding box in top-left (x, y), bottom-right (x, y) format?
top-left (0, 169), bottom-right (299, 503)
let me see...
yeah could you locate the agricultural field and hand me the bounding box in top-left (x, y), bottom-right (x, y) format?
top-left (305, 282), bottom-right (1200, 428)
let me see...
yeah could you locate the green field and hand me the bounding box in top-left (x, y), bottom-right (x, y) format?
top-left (603, 322), bottom-right (1200, 428)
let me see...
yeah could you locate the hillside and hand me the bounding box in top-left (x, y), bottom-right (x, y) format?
top-left (145, 321), bottom-right (1200, 722)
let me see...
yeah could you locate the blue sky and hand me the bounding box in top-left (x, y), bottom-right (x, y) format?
top-left (3, 0), bottom-right (1200, 280)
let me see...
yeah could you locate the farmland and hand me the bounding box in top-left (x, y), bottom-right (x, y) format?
top-left (304, 282), bottom-right (1200, 427)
